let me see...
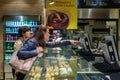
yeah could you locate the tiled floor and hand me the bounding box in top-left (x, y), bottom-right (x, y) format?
top-left (5, 78), bottom-right (13, 80)
top-left (4, 64), bottom-right (13, 80)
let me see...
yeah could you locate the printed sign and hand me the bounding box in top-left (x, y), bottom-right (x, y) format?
top-left (46, 0), bottom-right (77, 29)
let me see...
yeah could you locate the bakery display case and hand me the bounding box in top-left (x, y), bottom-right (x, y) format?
top-left (24, 46), bottom-right (108, 80)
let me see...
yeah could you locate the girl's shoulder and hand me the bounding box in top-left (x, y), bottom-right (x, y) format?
top-left (26, 38), bottom-right (38, 44)
top-left (27, 38), bottom-right (36, 42)
top-left (25, 38), bottom-right (39, 47)
top-left (15, 39), bottom-right (23, 44)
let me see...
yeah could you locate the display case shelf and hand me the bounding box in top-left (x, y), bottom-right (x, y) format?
top-left (5, 50), bottom-right (14, 53)
top-left (5, 32), bottom-right (18, 34)
top-left (5, 40), bottom-right (15, 42)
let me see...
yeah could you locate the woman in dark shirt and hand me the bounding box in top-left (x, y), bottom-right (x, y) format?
top-left (12, 26), bottom-right (31, 79)
top-left (16, 24), bottom-right (79, 80)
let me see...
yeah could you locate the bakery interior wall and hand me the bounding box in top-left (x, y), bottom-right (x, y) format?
top-left (0, 0), bottom-right (44, 79)
top-left (78, 8), bottom-right (120, 57)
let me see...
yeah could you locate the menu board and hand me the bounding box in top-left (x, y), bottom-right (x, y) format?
top-left (45, 0), bottom-right (78, 29)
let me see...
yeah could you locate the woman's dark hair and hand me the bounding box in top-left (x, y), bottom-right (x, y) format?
top-left (32, 25), bottom-right (47, 48)
top-left (18, 26), bottom-right (30, 38)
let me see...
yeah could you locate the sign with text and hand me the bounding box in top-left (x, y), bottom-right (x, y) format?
top-left (46, 0), bottom-right (77, 29)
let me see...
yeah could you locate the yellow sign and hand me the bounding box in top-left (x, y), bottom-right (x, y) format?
top-left (46, 0), bottom-right (77, 29)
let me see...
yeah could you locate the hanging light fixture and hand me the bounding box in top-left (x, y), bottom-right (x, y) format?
top-left (49, 0), bottom-right (54, 4)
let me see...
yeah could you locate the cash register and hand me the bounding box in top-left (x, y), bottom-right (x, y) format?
top-left (93, 36), bottom-right (120, 73)
top-left (75, 34), bottom-right (103, 61)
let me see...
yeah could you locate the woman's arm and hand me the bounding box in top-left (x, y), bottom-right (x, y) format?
top-left (46, 40), bottom-right (71, 47)
top-left (46, 40), bottom-right (79, 47)
top-left (17, 39), bottom-right (38, 59)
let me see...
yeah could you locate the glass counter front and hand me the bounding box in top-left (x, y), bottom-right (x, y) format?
top-left (24, 46), bottom-right (109, 80)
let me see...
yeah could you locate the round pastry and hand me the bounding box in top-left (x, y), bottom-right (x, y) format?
top-left (46, 10), bottom-right (69, 29)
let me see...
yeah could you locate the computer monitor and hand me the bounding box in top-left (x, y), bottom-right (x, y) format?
top-left (105, 36), bottom-right (119, 62)
top-left (99, 41), bottom-right (113, 64)
top-left (99, 36), bottom-right (119, 64)
top-left (82, 33), bottom-right (92, 51)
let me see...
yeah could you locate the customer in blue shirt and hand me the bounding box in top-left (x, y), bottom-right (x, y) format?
top-left (16, 24), bottom-right (79, 80)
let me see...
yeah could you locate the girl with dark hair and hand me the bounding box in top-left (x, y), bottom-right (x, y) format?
top-left (12, 26), bottom-right (31, 79)
top-left (18, 26), bottom-right (31, 37)
top-left (16, 24), bottom-right (79, 80)
top-left (14, 26), bottom-right (31, 51)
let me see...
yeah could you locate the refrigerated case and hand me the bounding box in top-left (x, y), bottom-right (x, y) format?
top-left (24, 47), bottom-right (108, 80)
top-left (2, 15), bottom-right (41, 79)
top-left (24, 45), bottom-right (120, 80)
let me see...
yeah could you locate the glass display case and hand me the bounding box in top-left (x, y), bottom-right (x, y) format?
top-left (24, 46), bottom-right (109, 80)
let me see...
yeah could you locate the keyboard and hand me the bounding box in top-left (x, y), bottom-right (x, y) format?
top-left (93, 62), bottom-right (120, 73)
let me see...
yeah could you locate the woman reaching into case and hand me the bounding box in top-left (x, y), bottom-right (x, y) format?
top-left (16, 24), bottom-right (79, 80)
